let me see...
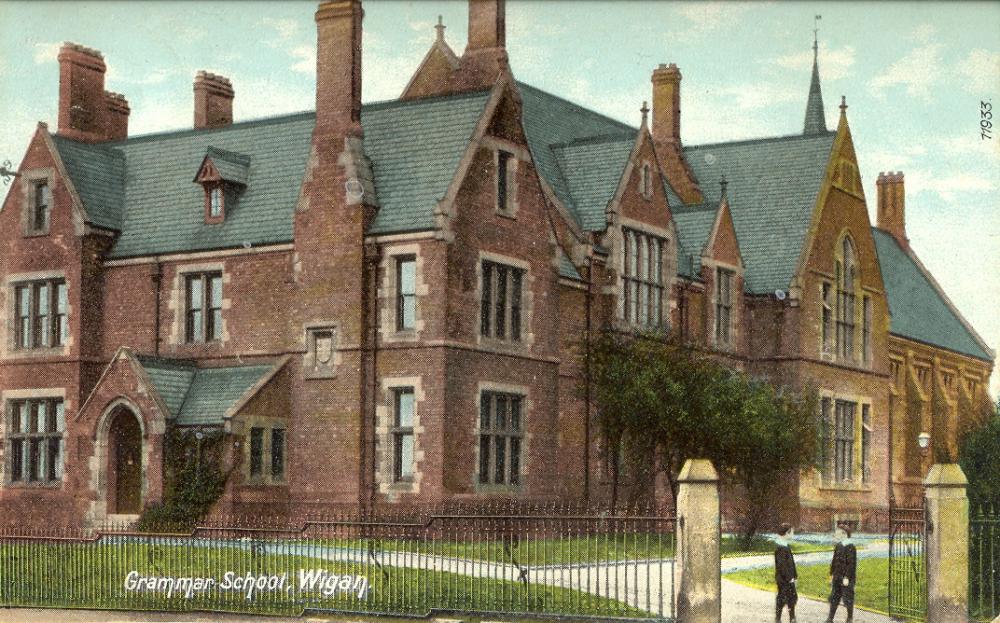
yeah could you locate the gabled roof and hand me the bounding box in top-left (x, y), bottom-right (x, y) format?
top-left (518, 82), bottom-right (635, 231)
top-left (552, 134), bottom-right (635, 231)
top-left (558, 249), bottom-right (584, 281)
top-left (200, 146), bottom-right (251, 185)
top-left (683, 131), bottom-right (837, 293)
top-left (136, 355), bottom-right (277, 426)
top-left (671, 201), bottom-right (719, 278)
top-left (871, 228), bottom-right (993, 362)
top-left (50, 91), bottom-right (494, 256)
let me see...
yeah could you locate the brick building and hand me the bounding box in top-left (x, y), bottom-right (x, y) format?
top-left (0, 0), bottom-right (993, 529)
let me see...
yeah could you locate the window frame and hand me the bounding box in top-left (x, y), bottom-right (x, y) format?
top-left (6, 398), bottom-right (64, 486)
top-left (833, 399), bottom-right (856, 483)
top-left (496, 150), bottom-right (514, 215)
top-left (478, 391), bottom-right (524, 488)
top-left (821, 281), bottom-right (833, 356)
top-left (836, 237), bottom-right (857, 362)
top-left (715, 267), bottom-right (734, 347)
top-left (203, 182), bottom-right (227, 224)
top-left (620, 227), bottom-right (666, 328)
top-left (246, 424), bottom-right (286, 485)
top-left (32, 181), bottom-right (51, 234)
top-left (391, 387), bottom-right (415, 483)
top-left (12, 279), bottom-right (68, 351)
top-left (184, 272), bottom-right (223, 343)
top-left (395, 256), bottom-right (417, 331)
top-left (480, 260), bottom-right (525, 344)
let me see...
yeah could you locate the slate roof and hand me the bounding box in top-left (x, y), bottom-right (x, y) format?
top-left (558, 250), bottom-right (584, 281)
top-left (871, 228), bottom-right (992, 362)
top-left (552, 134), bottom-right (635, 231)
top-left (671, 201), bottom-right (719, 278)
top-left (203, 146), bottom-right (251, 185)
top-left (52, 136), bottom-right (125, 231)
top-left (682, 131), bottom-right (836, 293)
top-left (136, 355), bottom-right (275, 426)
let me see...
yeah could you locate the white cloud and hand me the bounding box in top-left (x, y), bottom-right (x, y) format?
top-left (868, 41), bottom-right (944, 100)
top-left (261, 18), bottom-right (300, 42)
top-left (903, 169), bottom-right (997, 202)
top-left (773, 44), bottom-right (856, 81)
top-left (289, 45), bottom-right (315, 75)
top-left (33, 42), bottom-right (62, 65)
top-left (911, 24), bottom-right (936, 44)
top-left (956, 48), bottom-right (1000, 93)
top-left (668, 3), bottom-right (756, 42)
top-left (717, 83), bottom-right (801, 111)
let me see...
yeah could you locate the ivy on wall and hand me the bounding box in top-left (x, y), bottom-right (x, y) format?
top-left (137, 426), bottom-right (227, 532)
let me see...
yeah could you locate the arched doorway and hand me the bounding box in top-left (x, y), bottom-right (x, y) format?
top-left (108, 408), bottom-right (142, 515)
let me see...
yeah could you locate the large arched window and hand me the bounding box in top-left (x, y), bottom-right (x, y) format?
top-left (836, 236), bottom-right (857, 361)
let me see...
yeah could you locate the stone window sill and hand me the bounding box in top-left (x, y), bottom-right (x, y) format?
top-left (818, 483), bottom-right (872, 493)
top-left (6, 346), bottom-right (70, 359)
top-left (241, 478), bottom-right (287, 488)
top-left (304, 368), bottom-right (336, 380)
top-left (4, 481), bottom-right (63, 490)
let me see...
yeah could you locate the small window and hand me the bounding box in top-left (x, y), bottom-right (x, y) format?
top-left (13, 279), bottom-right (68, 350)
top-left (715, 268), bottom-right (734, 346)
top-left (210, 187), bottom-right (223, 218)
top-left (249, 427), bottom-right (264, 478)
top-left (478, 391), bottom-right (523, 487)
top-left (185, 272), bottom-right (223, 343)
top-left (821, 282), bottom-right (833, 355)
top-left (481, 260), bottom-right (524, 343)
top-left (8, 399), bottom-right (64, 484)
top-left (392, 388), bottom-right (415, 482)
top-left (271, 429), bottom-right (285, 481)
top-left (396, 257), bottom-right (416, 331)
top-left (32, 182), bottom-right (51, 233)
top-left (862, 295), bottom-right (872, 366)
top-left (640, 163), bottom-right (652, 199)
top-left (497, 150), bottom-right (514, 214)
top-left (861, 404), bottom-right (871, 483)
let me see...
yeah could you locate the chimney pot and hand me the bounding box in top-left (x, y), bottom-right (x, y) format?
top-left (104, 91), bottom-right (130, 141)
top-left (877, 170), bottom-right (907, 248)
top-left (194, 71), bottom-right (235, 129)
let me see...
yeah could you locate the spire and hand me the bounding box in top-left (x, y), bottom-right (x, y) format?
top-left (803, 15), bottom-right (827, 135)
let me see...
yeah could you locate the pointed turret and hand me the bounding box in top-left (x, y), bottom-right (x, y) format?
top-left (803, 18), bottom-right (827, 135)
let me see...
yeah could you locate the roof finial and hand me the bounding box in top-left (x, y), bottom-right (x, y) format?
top-left (720, 175), bottom-right (728, 202)
top-left (640, 101), bottom-right (650, 127)
top-left (435, 15), bottom-right (445, 42)
top-left (840, 95), bottom-right (848, 115)
top-left (813, 15), bottom-right (821, 63)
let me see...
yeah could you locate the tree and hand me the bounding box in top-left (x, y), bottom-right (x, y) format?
top-left (959, 399), bottom-right (1000, 504)
top-left (588, 329), bottom-right (819, 540)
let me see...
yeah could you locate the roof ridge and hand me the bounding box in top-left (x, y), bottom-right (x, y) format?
top-left (685, 129), bottom-right (836, 151)
top-left (135, 354), bottom-right (197, 369)
top-left (550, 132), bottom-right (635, 150)
top-left (517, 81), bottom-right (637, 133)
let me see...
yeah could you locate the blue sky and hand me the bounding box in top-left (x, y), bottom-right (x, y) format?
top-left (1, 1), bottom-right (997, 394)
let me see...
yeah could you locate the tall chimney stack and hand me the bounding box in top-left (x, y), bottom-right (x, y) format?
top-left (315, 0), bottom-right (363, 137)
top-left (877, 171), bottom-right (907, 248)
top-left (193, 71), bottom-right (235, 130)
top-left (467, 0), bottom-right (505, 51)
top-left (104, 91), bottom-right (130, 141)
top-left (57, 42), bottom-right (109, 142)
top-left (650, 63), bottom-right (702, 204)
top-left (652, 63), bottom-right (681, 145)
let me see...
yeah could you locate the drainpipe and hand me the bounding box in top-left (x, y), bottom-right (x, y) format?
top-left (151, 262), bottom-right (162, 356)
top-left (583, 253), bottom-right (593, 504)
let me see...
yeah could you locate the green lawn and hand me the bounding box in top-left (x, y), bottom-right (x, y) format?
top-left (0, 540), bottom-right (647, 618)
top-left (725, 556), bottom-right (891, 615)
top-left (302, 534), bottom-right (832, 566)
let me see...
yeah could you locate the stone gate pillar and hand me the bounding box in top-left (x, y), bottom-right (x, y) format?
top-left (924, 463), bottom-right (969, 623)
top-left (675, 458), bottom-right (721, 623)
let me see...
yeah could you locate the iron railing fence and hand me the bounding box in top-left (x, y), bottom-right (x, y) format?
top-left (888, 503), bottom-right (927, 620)
top-left (970, 499), bottom-right (999, 622)
top-left (0, 502), bottom-right (676, 621)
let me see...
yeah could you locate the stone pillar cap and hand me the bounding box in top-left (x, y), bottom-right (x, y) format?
top-left (678, 458), bottom-right (718, 483)
top-left (923, 463), bottom-right (968, 487)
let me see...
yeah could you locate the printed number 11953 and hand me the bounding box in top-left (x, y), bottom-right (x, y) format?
top-left (982, 101), bottom-right (993, 140)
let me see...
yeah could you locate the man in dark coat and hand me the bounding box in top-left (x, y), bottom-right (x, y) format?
top-left (826, 522), bottom-right (858, 622)
top-left (774, 522), bottom-right (798, 623)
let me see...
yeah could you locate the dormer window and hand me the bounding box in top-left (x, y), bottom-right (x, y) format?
top-left (193, 146), bottom-right (250, 225)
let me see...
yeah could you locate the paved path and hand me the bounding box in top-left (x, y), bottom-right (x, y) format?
top-left (722, 578), bottom-right (892, 623)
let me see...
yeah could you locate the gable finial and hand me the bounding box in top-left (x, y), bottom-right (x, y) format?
top-left (435, 15), bottom-right (445, 42)
top-left (640, 101), bottom-right (650, 127)
top-left (840, 95), bottom-right (848, 115)
top-left (719, 175), bottom-right (728, 202)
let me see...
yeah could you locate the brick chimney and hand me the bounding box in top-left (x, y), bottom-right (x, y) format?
top-left (315, 0), bottom-right (363, 137)
top-left (193, 71), bottom-right (235, 130)
top-left (651, 63), bottom-right (702, 204)
top-left (57, 42), bottom-right (109, 142)
top-left (455, 0), bottom-right (509, 92)
top-left (877, 171), bottom-right (907, 248)
top-left (104, 91), bottom-right (130, 141)
top-left (467, 0), bottom-right (505, 50)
